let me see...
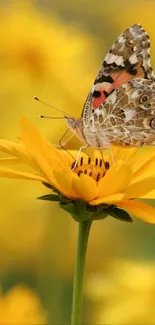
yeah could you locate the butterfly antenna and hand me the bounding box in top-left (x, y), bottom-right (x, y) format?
top-left (34, 96), bottom-right (73, 118)
top-left (39, 115), bottom-right (66, 119)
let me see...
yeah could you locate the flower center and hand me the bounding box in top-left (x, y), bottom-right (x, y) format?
top-left (71, 157), bottom-right (110, 182)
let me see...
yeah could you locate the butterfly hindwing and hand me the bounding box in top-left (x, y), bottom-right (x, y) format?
top-left (86, 78), bottom-right (155, 147)
top-left (82, 24), bottom-right (155, 127)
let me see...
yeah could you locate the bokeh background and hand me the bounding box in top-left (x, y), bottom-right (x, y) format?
top-left (0, 0), bottom-right (155, 323)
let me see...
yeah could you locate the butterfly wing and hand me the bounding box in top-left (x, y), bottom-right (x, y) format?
top-left (82, 24), bottom-right (155, 127)
top-left (86, 78), bottom-right (155, 147)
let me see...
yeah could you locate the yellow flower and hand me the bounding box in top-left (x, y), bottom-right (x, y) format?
top-left (0, 285), bottom-right (47, 324)
top-left (85, 259), bottom-right (155, 324)
top-left (1, 117), bottom-right (155, 223)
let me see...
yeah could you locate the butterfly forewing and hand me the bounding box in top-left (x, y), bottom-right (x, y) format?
top-left (82, 24), bottom-right (155, 127)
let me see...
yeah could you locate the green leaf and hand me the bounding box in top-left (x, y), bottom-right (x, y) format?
top-left (107, 206), bottom-right (133, 222)
top-left (42, 182), bottom-right (59, 193)
top-left (37, 194), bottom-right (59, 201)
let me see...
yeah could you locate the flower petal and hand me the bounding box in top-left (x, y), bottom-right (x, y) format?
top-left (68, 150), bottom-right (89, 165)
top-left (71, 174), bottom-right (97, 201)
top-left (117, 200), bottom-right (155, 224)
top-left (132, 147), bottom-right (155, 178)
top-left (110, 146), bottom-right (137, 163)
top-left (0, 157), bottom-right (22, 164)
top-left (90, 193), bottom-right (124, 205)
top-left (52, 169), bottom-right (78, 198)
top-left (28, 150), bottom-right (62, 191)
top-left (20, 117), bottom-right (70, 169)
top-left (0, 140), bottom-right (43, 172)
top-left (0, 167), bottom-right (47, 182)
top-left (124, 177), bottom-right (155, 199)
top-left (0, 140), bottom-right (30, 163)
top-left (97, 161), bottom-right (132, 198)
top-left (142, 190), bottom-right (155, 199)
top-left (93, 149), bottom-right (109, 162)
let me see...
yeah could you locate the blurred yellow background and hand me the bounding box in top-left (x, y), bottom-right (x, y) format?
top-left (0, 0), bottom-right (155, 323)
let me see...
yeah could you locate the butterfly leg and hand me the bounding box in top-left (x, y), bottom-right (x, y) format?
top-left (100, 146), bottom-right (114, 166)
top-left (71, 144), bottom-right (89, 170)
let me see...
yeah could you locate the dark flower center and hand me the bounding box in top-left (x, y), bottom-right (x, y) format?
top-left (71, 157), bottom-right (110, 182)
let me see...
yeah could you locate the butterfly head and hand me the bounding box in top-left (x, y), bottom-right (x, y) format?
top-left (65, 116), bottom-right (86, 144)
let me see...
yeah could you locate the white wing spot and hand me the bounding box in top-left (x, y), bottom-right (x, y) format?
top-left (109, 92), bottom-right (117, 105)
top-left (105, 53), bottom-right (117, 64)
top-left (147, 57), bottom-right (151, 65)
top-left (105, 53), bottom-right (124, 66)
top-left (129, 53), bottom-right (138, 64)
top-left (132, 46), bottom-right (137, 52)
top-left (115, 55), bottom-right (124, 66)
top-left (130, 89), bottom-right (143, 99)
top-left (91, 85), bottom-right (95, 92)
top-left (118, 36), bottom-right (125, 44)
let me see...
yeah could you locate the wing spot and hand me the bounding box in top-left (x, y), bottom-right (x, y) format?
top-left (140, 94), bottom-right (150, 104)
top-left (144, 103), bottom-right (151, 108)
top-left (150, 118), bottom-right (155, 129)
top-left (104, 91), bottom-right (109, 98)
top-left (131, 46), bottom-right (137, 52)
top-left (93, 90), bottom-right (101, 98)
top-left (124, 59), bottom-right (137, 75)
top-left (94, 75), bottom-right (114, 84)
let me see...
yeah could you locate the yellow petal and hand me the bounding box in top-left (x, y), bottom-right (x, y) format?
top-left (117, 200), bottom-right (155, 224)
top-left (124, 177), bottom-right (155, 199)
top-left (97, 161), bottom-right (132, 198)
top-left (20, 117), bottom-right (70, 169)
top-left (52, 169), bottom-right (78, 198)
top-left (0, 140), bottom-right (41, 172)
top-left (142, 190), bottom-right (155, 199)
top-left (46, 143), bottom-right (71, 169)
top-left (0, 157), bottom-right (22, 164)
top-left (29, 150), bottom-right (61, 191)
top-left (68, 150), bottom-right (89, 165)
top-left (110, 146), bottom-right (137, 163)
top-left (132, 147), bottom-right (155, 178)
top-left (0, 140), bottom-right (30, 162)
top-left (72, 174), bottom-right (97, 201)
top-left (93, 149), bottom-right (109, 162)
top-left (0, 167), bottom-right (47, 182)
top-left (94, 146), bottom-right (137, 165)
top-left (90, 193), bottom-right (124, 205)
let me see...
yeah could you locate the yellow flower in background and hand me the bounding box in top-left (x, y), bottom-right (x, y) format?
top-left (1, 117), bottom-right (155, 223)
top-left (0, 285), bottom-right (47, 324)
top-left (85, 259), bottom-right (155, 325)
top-left (0, 1), bottom-right (100, 271)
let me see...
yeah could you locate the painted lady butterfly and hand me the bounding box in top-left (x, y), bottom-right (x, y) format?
top-left (65, 24), bottom-right (155, 149)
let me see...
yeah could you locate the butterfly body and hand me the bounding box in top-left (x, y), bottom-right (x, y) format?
top-left (66, 24), bottom-right (155, 149)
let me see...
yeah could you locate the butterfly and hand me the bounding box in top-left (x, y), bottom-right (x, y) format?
top-left (65, 24), bottom-right (155, 150)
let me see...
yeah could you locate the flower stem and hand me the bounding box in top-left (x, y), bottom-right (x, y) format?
top-left (71, 220), bottom-right (92, 325)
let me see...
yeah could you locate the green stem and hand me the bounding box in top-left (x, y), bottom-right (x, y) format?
top-left (71, 220), bottom-right (92, 325)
